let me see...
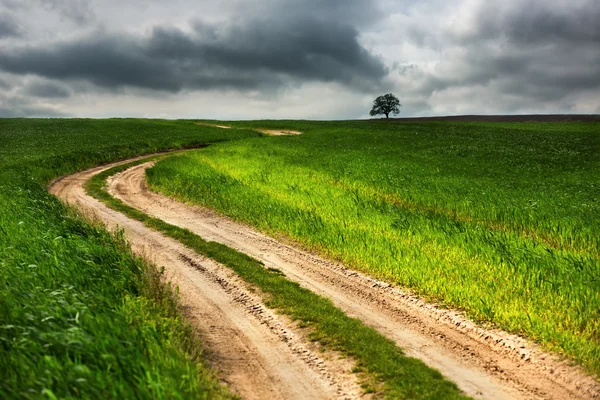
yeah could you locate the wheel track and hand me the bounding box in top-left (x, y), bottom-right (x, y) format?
top-left (49, 158), bottom-right (363, 400)
top-left (105, 158), bottom-right (600, 400)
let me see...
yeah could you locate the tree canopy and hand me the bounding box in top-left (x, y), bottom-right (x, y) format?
top-left (370, 93), bottom-right (401, 118)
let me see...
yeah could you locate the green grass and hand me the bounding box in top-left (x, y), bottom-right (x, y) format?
top-left (85, 158), bottom-right (469, 399)
top-left (146, 119), bottom-right (600, 376)
top-left (0, 119), bottom-right (259, 399)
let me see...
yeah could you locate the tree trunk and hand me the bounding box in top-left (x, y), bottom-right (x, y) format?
top-left (385, 112), bottom-right (389, 118)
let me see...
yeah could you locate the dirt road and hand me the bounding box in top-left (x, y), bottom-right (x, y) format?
top-left (109, 159), bottom-right (599, 400)
top-left (49, 154), bottom-right (600, 399)
top-left (49, 159), bottom-right (363, 400)
top-left (195, 122), bottom-right (302, 135)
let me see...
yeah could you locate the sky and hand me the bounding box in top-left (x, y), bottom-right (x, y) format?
top-left (0, 0), bottom-right (598, 119)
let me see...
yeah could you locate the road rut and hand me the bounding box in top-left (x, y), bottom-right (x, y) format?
top-left (105, 158), bottom-right (599, 400)
top-left (49, 158), bottom-right (363, 400)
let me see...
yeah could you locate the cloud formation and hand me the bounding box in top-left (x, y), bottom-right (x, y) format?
top-left (24, 80), bottom-right (71, 98)
top-left (0, 1), bottom-right (386, 94)
top-left (0, 0), bottom-right (598, 118)
top-left (378, 0), bottom-right (600, 115)
top-left (1, 0), bottom-right (94, 24)
top-left (0, 12), bottom-right (20, 37)
top-left (449, 0), bottom-right (600, 95)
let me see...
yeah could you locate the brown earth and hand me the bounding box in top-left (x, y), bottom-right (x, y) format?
top-left (49, 159), bottom-right (363, 400)
top-left (194, 122), bottom-right (302, 136)
top-left (195, 122), bottom-right (232, 129)
top-left (110, 159), bottom-right (599, 400)
top-left (377, 114), bottom-right (600, 123)
top-left (48, 153), bottom-right (600, 399)
top-left (259, 129), bottom-right (303, 136)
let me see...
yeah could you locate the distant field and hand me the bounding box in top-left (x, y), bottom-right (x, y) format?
top-left (0, 119), bottom-right (257, 398)
top-left (147, 120), bottom-right (600, 374)
top-left (384, 114), bottom-right (600, 122)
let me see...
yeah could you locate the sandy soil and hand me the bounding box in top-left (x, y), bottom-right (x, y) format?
top-left (195, 122), bottom-right (232, 129)
top-left (103, 159), bottom-right (600, 400)
top-left (49, 160), bottom-right (364, 400)
top-left (194, 122), bottom-right (302, 136)
top-left (259, 129), bottom-right (303, 136)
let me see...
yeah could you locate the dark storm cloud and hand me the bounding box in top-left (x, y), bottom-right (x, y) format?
top-left (469, 0), bottom-right (600, 45)
top-left (0, 11), bottom-right (386, 93)
top-left (407, 0), bottom-right (600, 112)
top-left (0, 13), bottom-right (20, 37)
top-left (24, 80), bottom-right (71, 98)
top-left (185, 18), bottom-right (385, 84)
top-left (1, 0), bottom-right (596, 117)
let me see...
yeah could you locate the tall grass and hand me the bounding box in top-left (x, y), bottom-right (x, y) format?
top-left (147, 120), bottom-right (600, 375)
top-left (1, 119), bottom-right (257, 398)
top-left (86, 159), bottom-right (468, 399)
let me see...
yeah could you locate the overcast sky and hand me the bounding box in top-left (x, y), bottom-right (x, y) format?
top-left (0, 0), bottom-right (598, 119)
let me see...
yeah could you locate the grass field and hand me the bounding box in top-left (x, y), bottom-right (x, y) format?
top-left (85, 158), bottom-right (468, 399)
top-left (147, 120), bottom-right (600, 375)
top-left (0, 119), bottom-right (259, 398)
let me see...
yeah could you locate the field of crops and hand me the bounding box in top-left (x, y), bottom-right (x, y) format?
top-left (147, 120), bottom-right (600, 375)
top-left (0, 119), bottom-right (258, 398)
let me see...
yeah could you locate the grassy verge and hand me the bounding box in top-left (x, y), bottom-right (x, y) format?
top-left (85, 157), bottom-right (469, 399)
top-left (0, 119), bottom-right (257, 398)
top-left (146, 120), bottom-right (600, 376)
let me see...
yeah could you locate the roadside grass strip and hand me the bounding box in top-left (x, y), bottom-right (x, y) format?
top-left (0, 190), bottom-right (231, 399)
top-left (0, 119), bottom-right (256, 399)
top-left (86, 158), bottom-right (470, 399)
top-left (146, 121), bottom-right (600, 376)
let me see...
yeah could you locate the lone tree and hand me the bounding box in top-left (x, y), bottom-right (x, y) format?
top-left (370, 93), bottom-right (401, 118)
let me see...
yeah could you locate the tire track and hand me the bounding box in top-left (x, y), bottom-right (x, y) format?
top-left (49, 159), bottom-right (364, 400)
top-left (107, 159), bottom-right (600, 400)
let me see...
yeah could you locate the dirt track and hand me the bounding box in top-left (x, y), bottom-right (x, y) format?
top-left (49, 159), bottom-right (363, 400)
top-left (195, 122), bottom-right (302, 135)
top-left (49, 154), bottom-right (600, 399)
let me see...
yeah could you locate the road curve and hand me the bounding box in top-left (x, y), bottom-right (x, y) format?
top-left (49, 158), bottom-right (363, 400)
top-left (106, 158), bottom-right (600, 400)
